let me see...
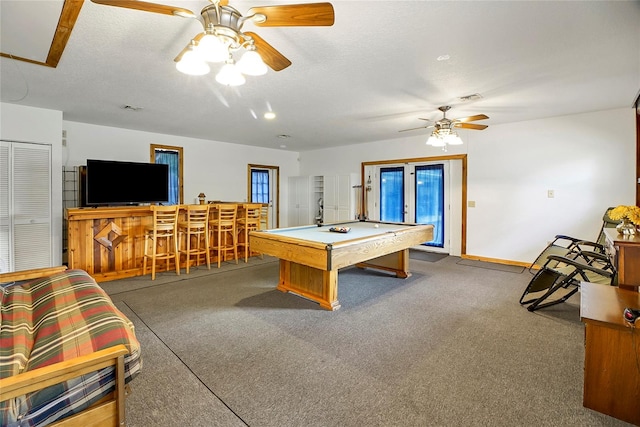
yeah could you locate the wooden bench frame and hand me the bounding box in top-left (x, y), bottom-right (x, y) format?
top-left (0, 267), bottom-right (131, 427)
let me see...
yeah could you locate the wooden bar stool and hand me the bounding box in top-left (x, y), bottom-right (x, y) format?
top-left (178, 204), bottom-right (210, 274)
top-left (237, 203), bottom-right (262, 262)
top-left (143, 205), bottom-right (180, 280)
top-left (209, 203), bottom-right (238, 268)
top-left (259, 204), bottom-right (269, 230)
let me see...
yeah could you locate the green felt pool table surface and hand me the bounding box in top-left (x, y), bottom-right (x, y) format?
top-left (257, 221), bottom-right (414, 245)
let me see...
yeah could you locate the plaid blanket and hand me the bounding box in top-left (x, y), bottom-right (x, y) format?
top-left (0, 269), bottom-right (142, 427)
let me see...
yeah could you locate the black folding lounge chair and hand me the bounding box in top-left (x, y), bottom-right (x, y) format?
top-left (527, 207), bottom-right (618, 273)
top-left (520, 250), bottom-right (616, 312)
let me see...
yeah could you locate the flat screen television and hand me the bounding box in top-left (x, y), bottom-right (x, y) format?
top-left (85, 159), bottom-right (169, 206)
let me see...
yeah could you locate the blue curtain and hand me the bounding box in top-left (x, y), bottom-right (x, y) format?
top-left (155, 150), bottom-right (179, 205)
top-left (251, 170), bottom-right (269, 203)
top-left (380, 167), bottom-right (404, 222)
top-left (415, 164), bottom-right (444, 247)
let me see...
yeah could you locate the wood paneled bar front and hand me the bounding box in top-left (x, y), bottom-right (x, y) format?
top-left (66, 206), bottom-right (156, 282)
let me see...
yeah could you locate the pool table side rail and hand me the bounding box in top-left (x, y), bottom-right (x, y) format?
top-left (329, 225), bottom-right (434, 270)
top-left (249, 232), bottom-right (330, 270)
top-left (250, 224), bottom-right (434, 272)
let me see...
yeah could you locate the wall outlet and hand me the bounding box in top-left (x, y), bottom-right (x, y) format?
top-left (547, 190), bottom-right (554, 198)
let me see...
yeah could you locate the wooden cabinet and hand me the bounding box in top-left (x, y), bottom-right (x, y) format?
top-left (580, 282), bottom-right (640, 425)
top-left (603, 228), bottom-right (640, 291)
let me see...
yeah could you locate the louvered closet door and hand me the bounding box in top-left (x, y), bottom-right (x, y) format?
top-left (11, 143), bottom-right (52, 271)
top-left (0, 142), bottom-right (10, 272)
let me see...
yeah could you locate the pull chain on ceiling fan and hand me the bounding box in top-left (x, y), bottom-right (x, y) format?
top-left (399, 106), bottom-right (489, 148)
top-left (91, 0), bottom-right (335, 86)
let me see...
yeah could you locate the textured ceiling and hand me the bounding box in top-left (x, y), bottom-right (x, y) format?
top-left (1, 0), bottom-right (639, 151)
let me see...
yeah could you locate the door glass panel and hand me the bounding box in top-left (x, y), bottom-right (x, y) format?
top-left (415, 164), bottom-right (444, 247)
top-left (380, 167), bottom-right (404, 222)
top-left (251, 170), bottom-right (269, 203)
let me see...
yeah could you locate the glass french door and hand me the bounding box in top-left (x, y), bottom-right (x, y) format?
top-left (379, 167), bottom-right (405, 222)
top-left (414, 164), bottom-right (445, 247)
top-left (379, 162), bottom-right (448, 250)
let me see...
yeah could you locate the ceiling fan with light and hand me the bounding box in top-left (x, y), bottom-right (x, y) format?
top-left (399, 106), bottom-right (489, 147)
top-left (90, 0), bottom-right (335, 86)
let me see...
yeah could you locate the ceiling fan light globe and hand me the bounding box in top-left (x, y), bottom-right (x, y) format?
top-left (216, 62), bottom-right (246, 86)
top-left (197, 34), bottom-right (229, 63)
top-left (426, 135), bottom-right (445, 147)
top-left (445, 133), bottom-right (463, 145)
top-left (176, 50), bottom-right (210, 76)
top-left (237, 50), bottom-right (267, 76)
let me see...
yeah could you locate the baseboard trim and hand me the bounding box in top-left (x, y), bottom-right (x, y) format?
top-left (461, 254), bottom-right (530, 268)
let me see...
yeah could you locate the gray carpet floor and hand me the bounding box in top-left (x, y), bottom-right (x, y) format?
top-left (100, 255), bottom-right (633, 427)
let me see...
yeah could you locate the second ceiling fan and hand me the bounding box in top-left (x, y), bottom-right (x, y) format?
top-left (399, 106), bottom-right (489, 147)
top-left (91, 0), bottom-right (335, 84)
top-left (400, 106), bottom-right (489, 133)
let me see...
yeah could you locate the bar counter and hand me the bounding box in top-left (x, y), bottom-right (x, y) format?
top-left (66, 204), bottom-right (259, 282)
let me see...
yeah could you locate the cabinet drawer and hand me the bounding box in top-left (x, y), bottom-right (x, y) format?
top-left (604, 240), bottom-right (618, 269)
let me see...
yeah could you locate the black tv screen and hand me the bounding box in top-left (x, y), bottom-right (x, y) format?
top-left (85, 159), bottom-right (169, 206)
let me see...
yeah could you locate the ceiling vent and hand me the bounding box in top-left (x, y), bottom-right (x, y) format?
top-left (459, 93), bottom-right (483, 102)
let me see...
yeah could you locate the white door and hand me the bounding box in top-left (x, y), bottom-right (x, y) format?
top-left (287, 176), bottom-right (312, 226)
top-left (323, 174), bottom-right (355, 223)
top-left (323, 175), bottom-right (338, 223)
top-left (0, 141), bottom-right (52, 272)
top-left (335, 174), bottom-right (354, 221)
top-left (0, 142), bottom-right (10, 272)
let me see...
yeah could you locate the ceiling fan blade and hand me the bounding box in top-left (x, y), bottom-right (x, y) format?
top-left (90, 0), bottom-right (195, 17)
top-left (399, 125), bottom-right (433, 133)
top-left (418, 118), bottom-right (433, 122)
top-left (245, 32), bottom-right (292, 71)
top-left (455, 114), bottom-right (489, 123)
top-left (248, 3), bottom-right (335, 27)
top-left (455, 123), bottom-right (488, 130)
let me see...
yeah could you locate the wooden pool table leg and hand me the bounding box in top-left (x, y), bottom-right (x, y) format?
top-left (276, 260), bottom-right (341, 311)
top-left (356, 249), bottom-right (411, 278)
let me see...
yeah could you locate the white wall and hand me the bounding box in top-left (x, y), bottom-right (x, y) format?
top-left (299, 108), bottom-right (636, 264)
top-left (1, 103), bottom-right (63, 267)
top-left (62, 120), bottom-right (300, 208)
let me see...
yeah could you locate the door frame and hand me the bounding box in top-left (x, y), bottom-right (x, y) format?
top-left (361, 154), bottom-right (467, 256)
top-left (247, 164), bottom-right (280, 228)
top-left (150, 144), bottom-right (184, 204)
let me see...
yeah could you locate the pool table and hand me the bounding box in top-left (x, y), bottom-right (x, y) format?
top-left (249, 220), bottom-right (434, 310)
